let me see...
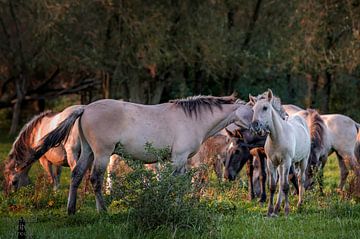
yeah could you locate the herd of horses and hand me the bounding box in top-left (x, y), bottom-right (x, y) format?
top-left (3, 89), bottom-right (360, 217)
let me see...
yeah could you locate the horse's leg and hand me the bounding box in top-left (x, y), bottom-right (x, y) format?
top-left (267, 160), bottom-right (277, 217)
top-left (106, 154), bottom-right (119, 195)
top-left (297, 158), bottom-right (307, 210)
top-left (289, 165), bottom-right (299, 195)
top-left (259, 151), bottom-right (267, 204)
top-left (246, 159), bottom-right (255, 200)
top-left (39, 156), bottom-right (55, 185)
top-left (318, 155), bottom-right (327, 194)
top-left (214, 155), bottom-right (224, 181)
top-left (335, 152), bottom-right (348, 191)
top-left (172, 151), bottom-right (190, 174)
top-left (90, 151), bottom-right (113, 212)
top-left (53, 166), bottom-right (62, 190)
top-left (274, 163), bottom-right (290, 215)
top-left (67, 143), bottom-right (93, 215)
top-left (282, 163), bottom-right (291, 216)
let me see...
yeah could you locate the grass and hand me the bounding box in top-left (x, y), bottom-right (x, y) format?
top-left (0, 132), bottom-right (360, 239)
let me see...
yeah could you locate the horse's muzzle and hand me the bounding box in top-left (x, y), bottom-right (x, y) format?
top-left (250, 121), bottom-right (269, 137)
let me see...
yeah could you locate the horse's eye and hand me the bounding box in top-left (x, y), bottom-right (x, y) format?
top-left (263, 106), bottom-right (268, 111)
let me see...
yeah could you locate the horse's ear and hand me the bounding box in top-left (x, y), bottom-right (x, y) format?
top-left (225, 128), bottom-right (235, 138)
top-left (235, 129), bottom-right (243, 139)
top-left (267, 89), bottom-right (273, 102)
top-left (249, 94), bottom-right (257, 105)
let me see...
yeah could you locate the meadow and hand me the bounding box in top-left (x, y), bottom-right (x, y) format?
top-left (0, 132), bottom-right (360, 239)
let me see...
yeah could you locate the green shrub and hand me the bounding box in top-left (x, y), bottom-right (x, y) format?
top-left (108, 162), bottom-right (217, 235)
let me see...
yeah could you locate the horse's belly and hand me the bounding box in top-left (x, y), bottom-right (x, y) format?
top-left (118, 138), bottom-right (172, 163)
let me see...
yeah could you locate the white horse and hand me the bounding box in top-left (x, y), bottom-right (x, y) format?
top-left (26, 95), bottom-right (253, 214)
top-left (250, 90), bottom-right (311, 216)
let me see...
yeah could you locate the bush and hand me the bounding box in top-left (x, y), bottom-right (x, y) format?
top-left (108, 162), bottom-right (217, 235)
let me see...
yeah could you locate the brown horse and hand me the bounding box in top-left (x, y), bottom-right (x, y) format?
top-left (4, 106), bottom-right (82, 193)
top-left (25, 95), bottom-right (254, 214)
top-left (188, 134), bottom-right (229, 181)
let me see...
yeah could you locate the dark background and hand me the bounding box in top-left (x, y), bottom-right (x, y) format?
top-left (0, 0), bottom-right (359, 134)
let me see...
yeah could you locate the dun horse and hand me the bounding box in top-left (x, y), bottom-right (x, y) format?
top-left (24, 95), bottom-right (253, 214)
top-left (4, 106), bottom-right (82, 193)
top-left (250, 90), bottom-right (310, 216)
top-left (283, 104), bottom-right (360, 192)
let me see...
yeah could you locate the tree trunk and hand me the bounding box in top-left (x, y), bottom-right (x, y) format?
top-left (323, 69), bottom-right (332, 113)
top-left (9, 75), bottom-right (26, 134)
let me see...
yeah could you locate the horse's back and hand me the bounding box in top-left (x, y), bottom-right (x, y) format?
top-left (80, 99), bottom-right (182, 161)
top-left (283, 104), bottom-right (304, 116)
top-left (322, 114), bottom-right (358, 155)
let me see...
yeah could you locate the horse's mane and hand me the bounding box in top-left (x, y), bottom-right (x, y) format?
top-left (255, 92), bottom-right (288, 120)
top-left (307, 109), bottom-right (326, 152)
top-left (6, 110), bottom-right (56, 166)
top-left (169, 95), bottom-right (236, 118)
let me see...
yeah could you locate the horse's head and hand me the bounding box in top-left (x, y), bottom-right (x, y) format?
top-left (3, 155), bottom-right (31, 193)
top-left (224, 129), bottom-right (251, 181)
top-left (249, 89), bottom-right (274, 136)
top-left (304, 147), bottom-right (322, 189)
top-left (234, 103), bottom-right (253, 129)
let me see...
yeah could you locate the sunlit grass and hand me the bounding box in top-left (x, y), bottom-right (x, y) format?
top-left (0, 134), bottom-right (359, 239)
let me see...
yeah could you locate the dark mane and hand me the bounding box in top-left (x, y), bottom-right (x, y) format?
top-left (307, 109), bottom-right (326, 164)
top-left (169, 95), bottom-right (236, 118)
top-left (7, 110), bottom-right (56, 165)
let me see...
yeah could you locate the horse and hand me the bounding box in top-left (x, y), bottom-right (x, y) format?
top-left (283, 104), bottom-right (360, 192)
top-left (4, 105), bottom-right (82, 193)
top-left (187, 134), bottom-right (229, 181)
top-left (24, 95), bottom-right (254, 214)
top-left (223, 128), bottom-right (267, 202)
top-left (224, 128), bottom-right (299, 203)
top-left (250, 89), bottom-right (311, 216)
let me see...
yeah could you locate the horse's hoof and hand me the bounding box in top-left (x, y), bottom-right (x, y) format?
top-left (284, 207), bottom-right (290, 216)
top-left (267, 206), bottom-right (274, 216)
top-left (274, 204), bottom-right (281, 214)
top-left (268, 213), bottom-right (278, 218)
top-left (67, 208), bottom-right (76, 215)
top-left (248, 194), bottom-right (255, 201)
top-left (259, 195), bottom-right (266, 204)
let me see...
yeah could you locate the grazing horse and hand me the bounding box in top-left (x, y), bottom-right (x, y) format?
top-left (24, 95), bottom-right (253, 214)
top-left (223, 128), bottom-right (267, 202)
top-left (250, 90), bottom-right (311, 216)
top-left (283, 104), bottom-right (360, 191)
top-left (4, 106), bottom-right (82, 193)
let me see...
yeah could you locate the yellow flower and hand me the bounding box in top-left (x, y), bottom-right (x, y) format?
top-left (48, 200), bottom-right (55, 207)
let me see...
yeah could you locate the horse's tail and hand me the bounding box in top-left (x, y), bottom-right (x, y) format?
top-left (354, 122), bottom-right (360, 163)
top-left (16, 107), bottom-right (85, 171)
top-left (307, 109), bottom-right (326, 166)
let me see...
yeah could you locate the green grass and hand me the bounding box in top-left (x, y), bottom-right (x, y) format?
top-left (0, 133), bottom-right (360, 239)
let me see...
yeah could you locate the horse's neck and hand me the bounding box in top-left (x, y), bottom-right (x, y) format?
top-left (268, 108), bottom-right (287, 143)
top-left (202, 105), bottom-right (239, 141)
